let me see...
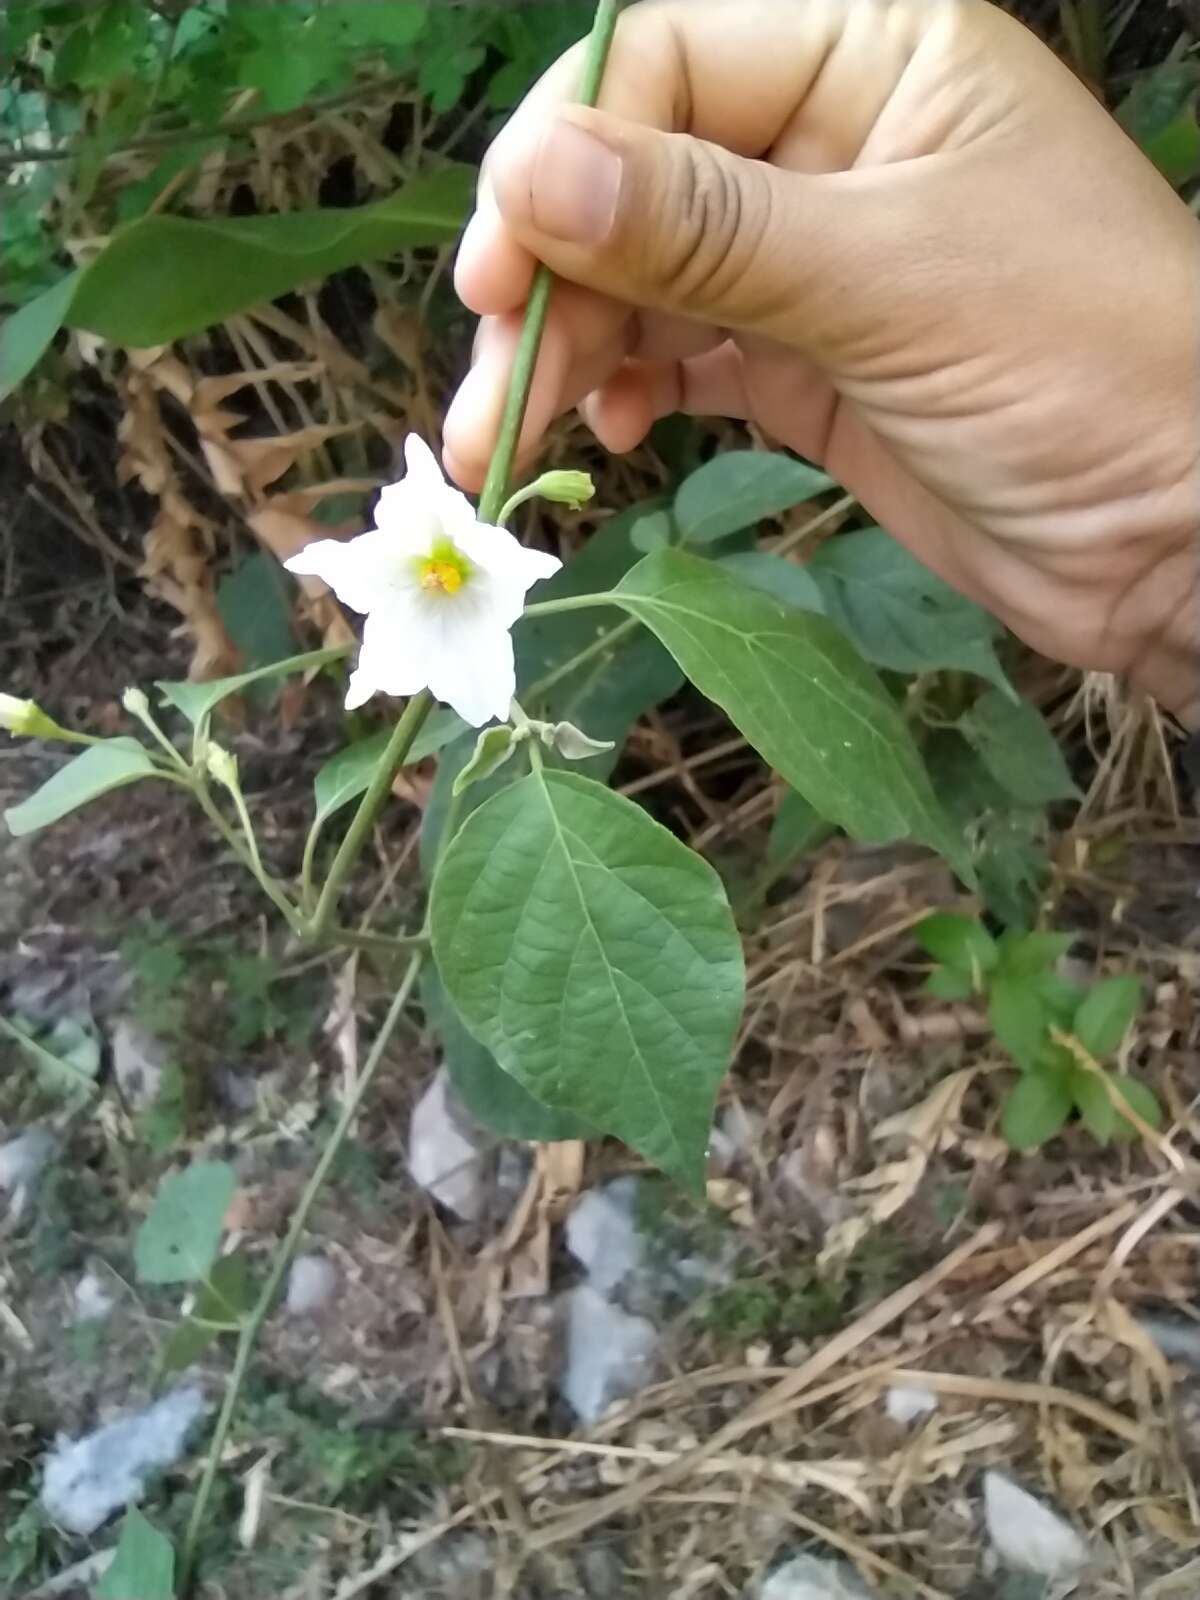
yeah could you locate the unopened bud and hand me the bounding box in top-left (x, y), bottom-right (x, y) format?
top-left (121, 686), bottom-right (151, 719)
top-left (204, 742), bottom-right (239, 790)
top-left (528, 470), bottom-right (594, 509)
top-left (0, 694), bottom-right (65, 739)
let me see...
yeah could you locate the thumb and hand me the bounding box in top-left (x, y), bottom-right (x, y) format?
top-left (489, 105), bottom-right (846, 341)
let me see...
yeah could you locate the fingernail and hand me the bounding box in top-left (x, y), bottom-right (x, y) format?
top-left (526, 118), bottom-right (622, 244)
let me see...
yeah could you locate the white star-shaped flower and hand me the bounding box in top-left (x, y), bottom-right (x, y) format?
top-left (285, 436), bottom-right (561, 727)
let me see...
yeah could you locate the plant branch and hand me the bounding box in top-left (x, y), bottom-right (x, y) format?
top-left (307, 689), bottom-right (433, 938)
top-left (189, 779), bottom-right (302, 933)
top-left (179, 950), bottom-right (424, 1593)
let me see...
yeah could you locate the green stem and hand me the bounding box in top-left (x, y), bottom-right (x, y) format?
top-left (191, 780), bottom-right (302, 932)
top-left (325, 927), bottom-right (430, 956)
top-left (307, 690), bottom-right (433, 938)
top-left (521, 591), bottom-right (622, 619)
top-left (524, 615), bottom-right (640, 705)
top-left (476, 0), bottom-right (622, 526)
top-left (179, 950), bottom-right (424, 1592)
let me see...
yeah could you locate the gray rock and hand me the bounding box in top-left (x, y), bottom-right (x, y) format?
top-left (885, 1384), bottom-right (938, 1424)
top-left (286, 1254), bottom-right (338, 1316)
top-left (41, 1386), bottom-right (207, 1535)
top-left (111, 1018), bottom-right (167, 1111)
top-left (408, 1067), bottom-right (487, 1222)
top-left (71, 1269), bottom-right (115, 1325)
top-left (561, 1284), bottom-right (658, 1423)
top-left (0, 1127), bottom-right (55, 1192)
top-left (566, 1178), bottom-right (645, 1296)
top-left (984, 1471), bottom-right (1088, 1578)
top-left (759, 1554), bottom-right (878, 1599)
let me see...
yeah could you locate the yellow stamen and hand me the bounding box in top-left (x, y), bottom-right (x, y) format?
top-left (420, 558), bottom-right (465, 595)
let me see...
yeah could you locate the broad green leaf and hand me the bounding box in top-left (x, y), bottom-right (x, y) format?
top-left (808, 527), bottom-right (1012, 692)
top-left (135, 1161), bottom-right (236, 1285)
top-left (1073, 975), bottom-right (1140, 1058)
top-left (989, 975), bottom-right (1046, 1071)
top-left (312, 730), bottom-right (390, 826)
top-left (515, 501), bottom-right (683, 765)
top-left (157, 646), bottom-right (347, 727)
top-left (924, 966), bottom-right (973, 1001)
top-left (997, 930), bottom-right (1075, 978)
top-left (422, 970), bottom-right (592, 1143)
top-left (1108, 1075), bottom-right (1162, 1140)
top-left (0, 268), bottom-right (79, 397)
top-left (1032, 969), bottom-right (1086, 1026)
top-left (766, 787), bottom-right (832, 874)
top-left (718, 552), bottom-right (826, 615)
top-left (0, 166), bottom-right (471, 398)
top-left (629, 508), bottom-right (673, 553)
top-left (612, 550), bottom-right (971, 878)
top-left (4, 739), bottom-right (159, 837)
top-left (430, 769), bottom-right (744, 1189)
top-left (674, 450), bottom-right (832, 547)
top-left (95, 1510), bottom-right (174, 1600)
top-left (216, 552), bottom-right (297, 687)
top-left (976, 810), bottom-right (1051, 932)
top-left (915, 913), bottom-right (998, 979)
top-left (1001, 1071), bottom-right (1073, 1151)
top-left (957, 691), bottom-right (1080, 808)
top-left (160, 1252), bottom-right (251, 1375)
top-left (453, 725), bottom-right (519, 796)
top-left (1117, 62), bottom-right (1200, 185)
top-left (1071, 1068), bottom-right (1118, 1145)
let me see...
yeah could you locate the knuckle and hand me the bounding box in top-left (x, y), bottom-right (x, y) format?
top-left (644, 142), bottom-right (765, 314)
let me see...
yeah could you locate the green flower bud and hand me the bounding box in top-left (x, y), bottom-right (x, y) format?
top-left (0, 694), bottom-right (67, 739)
top-left (527, 470), bottom-right (595, 509)
top-left (204, 742), bottom-right (239, 791)
top-left (121, 687), bottom-right (151, 719)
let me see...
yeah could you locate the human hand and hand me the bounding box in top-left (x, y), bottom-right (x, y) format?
top-left (444, 0), bottom-right (1199, 724)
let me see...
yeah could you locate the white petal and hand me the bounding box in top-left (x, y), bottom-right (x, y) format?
top-left (425, 610), bottom-right (515, 727)
top-left (285, 528), bottom-right (418, 615)
top-left (403, 433), bottom-right (447, 493)
top-left (454, 521), bottom-right (561, 625)
top-left (372, 479), bottom-right (439, 553)
top-left (352, 601), bottom-right (435, 703)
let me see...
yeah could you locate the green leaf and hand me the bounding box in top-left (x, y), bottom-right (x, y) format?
top-left (1001, 1071), bottom-right (1073, 1151)
top-left (0, 268), bottom-right (79, 397)
top-left (515, 501), bottom-right (683, 768)
top-left (924, 966), bottom-right (973, 1001)
top-left (674, 450), bottom-right (832, 547)
top-left (216, 552), bottom-right (297, 687)
top-left (4, 739), bottom-right (159, 837)
top-left (989, 974), bottom-right (1046, 1071)
top-left (1117, 62), bottom-right (1200, 185)
top-left (156, 646), bottom-right (346, 727)
top-left (0, 166), bottom-right (472, 398)
top-left (1071, 1068), bottom-right (1118, 1145)
top-left (160, 1252), bottom-right (251, 1375)
top-left (914, 914), bottom-right (998, 979)
top-left (717, 552), bottom-right (826, 614)
top-left (453, 725), bottom-right (519, 796)
top-left (808, 527), bottom-right (1013, 692)
top-left (95, 1510), bottom-right (174, 1600)
top-left (629, 508), bottom-right (673, 554)
top-left (766, 787), bottom-right (832, 873)
top-left (612, 550), bottom-right (971, 878)
top-left (1108, 1075), bottom-right (1162, 1140)
top-left (957, 690), bottom-right (1080, 808)
top-left (430, 770), bottom-right (744, 1189)
top-left (1073, 975), bottom-right (1140, 1058)
top-left (312, 730), bottom-right (390, 827)
top-left (135, 1161), bottom-right (236, 1285)
top-left (0, 1013), bottom-right (101, 1097)
top-left (422, 970), bottom-right (592, 1143)
top-left (997, 930), bottom-right (1075, 978)
top-left (1032, 969), bottom-right (1086, 1026)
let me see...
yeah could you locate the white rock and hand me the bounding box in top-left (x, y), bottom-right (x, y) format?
top-left (41, 1386), bottom-right (207, 1535)
top-left (710, 1102), bottom-right (764, 1170)
top-left (286, 1254), bottom-right (338, 1316)
top-left (0, 1128), bottom-right (55, 1191)
top-left (561, 1284), bottom-right (658, 1423)
top-left (984, 1471), bottom-right (1088, 1578)
top-left (111, 1018), bottom-right (166, 1111)
top-left (760, 1553), bottom-right (878, 1599)
top-left (72, 1270), bottom-right (115, 1325)
top-left (408, 1067), bottom-right (486, 1221)
top-left (565, 1178), bottom-right (644, 1296)
top-left (885, 1384), bottom-right (938, 1425)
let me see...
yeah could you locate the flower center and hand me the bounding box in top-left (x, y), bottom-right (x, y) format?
top-left (416, 540), bottom-right (470, 596)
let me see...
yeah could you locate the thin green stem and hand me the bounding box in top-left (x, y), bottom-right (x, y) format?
top-left (299, 818), bottom-right (323, 913)
top-left (179, 951), bottom-right (424, 1592)
top-left (476, 0), bottom-right (622, 526)
top-left (521, 591), bottom-right (622, 619)
top-left (524, 615), bottom-right (640, 705)
top-left (324, 927), bottom-right (429, 956)
top-left (307, 689), bottom-right (433, 938)
top-left (190, 780), bottom-right (302, 932)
